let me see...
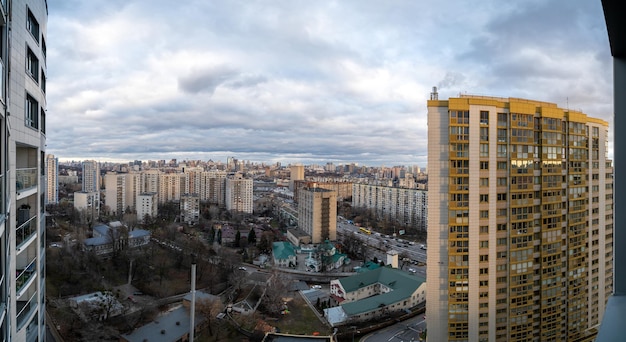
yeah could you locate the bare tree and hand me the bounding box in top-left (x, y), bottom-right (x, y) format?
top-left (195, 297), bottom-right (225, 336)
top-left (262, 271), bottom-right (290, 316)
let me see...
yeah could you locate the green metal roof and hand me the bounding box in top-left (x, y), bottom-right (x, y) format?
top-left (272, 241), bottom-right (296, 260)
top-left (339, 267), bottom-right (425, 316)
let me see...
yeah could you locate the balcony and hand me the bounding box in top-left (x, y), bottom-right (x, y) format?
top-left (16, 291), bottom-right (37, 330)
top-left (16, 214), bottom-right (36, 248)
top-left (16, 256), bottom-right (36, 295)
top-left (16, 168), bottom-right (37, 197)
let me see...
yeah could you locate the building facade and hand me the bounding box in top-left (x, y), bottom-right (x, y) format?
top-left (45, 154), bottom-right (57, 204)
top-left (137, 192), bottom-right (158, 221)
top-left (225, 174), bottom-right (253, 214)
top-left (81, 160), bottom-right (100, 193)
top-left (1, 1), bottom-right (48, 340)
top-left (352, 183), bottom-right (427, 231)
top-left (180, 194), bottom-right (200, 225)
top-left (426, 94), bottom-right (613, 341)
top-left (298, 187), bottom-right (337, 243)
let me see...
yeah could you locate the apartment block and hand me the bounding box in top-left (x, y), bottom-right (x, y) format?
top-left (1, 1), bottom-right (48, 340)
top-left (82, 160), bottom-right (100, 193)
top-left (45, 154), bottom-right (57, 204)
top-left (352, 183), bottom-right (427, 231)
top-left (180, 194), bottom-right (200, 225)
top-left (137, 193), bottom-right (158, 221)
top-left (225, 174), bottom-right (253, 214)
top-left (426, 94), bottom-right (613, 341)
top-left (298, 187), bottom-right (337, 243)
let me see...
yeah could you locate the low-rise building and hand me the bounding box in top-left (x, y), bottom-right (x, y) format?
top-left (326, 267), bottom-right (426, 326)
top-left (83, 222), bottom-right (150, 256)
top-left (272, 241), bottom-right (296, 267)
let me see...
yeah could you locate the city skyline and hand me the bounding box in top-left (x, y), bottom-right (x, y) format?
top-left (47, 0), bottom-right (613, 166)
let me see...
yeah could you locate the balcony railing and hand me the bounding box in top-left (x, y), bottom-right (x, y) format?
top-left (16, 257), bottom-right (36, 294)
top-left (16, 215), bottom-right (37, 248)
top-left (16, 291), bottom-right (37, 330)
top-left (16, 168), bottom-right (37, 192)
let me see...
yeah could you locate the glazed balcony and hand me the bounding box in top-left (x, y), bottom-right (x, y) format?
top-left (16, 168), bottom-right (37, 192)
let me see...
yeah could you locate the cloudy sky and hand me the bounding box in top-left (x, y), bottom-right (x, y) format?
top-left (46, 0), bottom-right (612, 167)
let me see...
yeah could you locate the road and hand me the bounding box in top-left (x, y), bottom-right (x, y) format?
top-left (336, 220), bottom-right (427, 265)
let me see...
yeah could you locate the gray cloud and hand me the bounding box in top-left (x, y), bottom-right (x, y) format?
top-left (46, 0), bottom-right (613, 166)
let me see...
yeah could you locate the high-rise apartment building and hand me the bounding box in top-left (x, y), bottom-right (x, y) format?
top-left (180, 194), bottom-right (200, 225)
top-left (427, 94), bottom-right (613, 341)
top-left (352, 183), bottom-right (427, 231)
top-left (298, 187), bottom-right (337, 243)
top-left (225, 174), bottom-right (253, 214)
top-left (46, 154), bottom-right (58, 204)
top-left (1, 0), bottom-right (48, 340)
top-left (289, 164), bottom-right (304, 191)
top-left (82, 160), bottom-right (100, 193)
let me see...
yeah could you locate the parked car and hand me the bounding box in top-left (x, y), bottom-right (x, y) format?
top-left (311, 285), bottom-right (322, 289)
top-left (238, 266), bottom-right (247, 271)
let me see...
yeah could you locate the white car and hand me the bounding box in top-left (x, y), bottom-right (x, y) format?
top-left (311, 285), bottom-right (322, 289)
top-left (238, 266), bottom-right (247, 271)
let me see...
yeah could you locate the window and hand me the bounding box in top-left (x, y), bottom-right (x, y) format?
top-left (27, 47), bottom-right (39, 81)
top-left (497, 113), bottom-right (507, 126)
top-left (40, 108), bottom-right (46, 134)
top-left (480, 144), bottom-right (489, 157)
top-left (25, 93), bottom-right (38, 129)
top-left (41, 69), bottom-right (46, 93)
top-left (480, 111), bottom-right (489, 125)
top-left (27, 8), bottom-right (40, 42)
top-left (480, 210), bottom-right (489, 218)
top-left (42, 37), bottom-right (47, 59)
top-left (480, 127), bottom-right (489, 141)
top-left (497, 162), bottom-right (507, 170)
top-left (480, 178), bottom-right (489, 186)
top-left (480, 194), bottom-right (489, 202)
top-left (480, 161), bottom-right (489, 170)
top-left (480, 241), bottom-right (489, 248)
top-left (497, 177), bottom-right (507, 186)
top-left (480, 225), bottom-right (489, 233)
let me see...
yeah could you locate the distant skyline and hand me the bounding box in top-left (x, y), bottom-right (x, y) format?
top-left (47, 0), bottom-right (613, 167)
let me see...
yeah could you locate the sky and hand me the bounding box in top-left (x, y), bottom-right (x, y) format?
top-left (46, 0), bottom-right (613, 167)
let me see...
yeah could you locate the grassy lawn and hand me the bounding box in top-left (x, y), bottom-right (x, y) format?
top-left (271, 295), bottom-right (332, 336)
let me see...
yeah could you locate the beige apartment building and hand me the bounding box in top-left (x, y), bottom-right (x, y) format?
top-left (427, 94), bottom-right (613, 341)
top-left (225, 174), bottom-right (253, 214)
top-left (298, 187), bottom-right (337, 243)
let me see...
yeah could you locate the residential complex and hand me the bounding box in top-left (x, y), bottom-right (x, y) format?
top-left (427, 94), bottom-right (613, 341)
top-left (352, 184), bottom-right (427, 231)
top-left (1, 0), bottom-right (48, 340)
top-left (104, 170), bottom-right (251, 218)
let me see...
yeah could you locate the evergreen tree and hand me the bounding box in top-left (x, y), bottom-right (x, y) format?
top-left (208, 226), bottom-right (215, 243)
top-left (235, 230), bottom-right (241, 247)
top-left (248, 228), bottom-right (257, 245)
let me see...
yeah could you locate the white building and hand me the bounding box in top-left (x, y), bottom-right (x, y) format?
top-left (3, 1), bottom-right (48, 339)
top-left (352, 184), bottom-right (427, 231)
top-left (74, 191), bottom-right (100, 222)
top-left (137, 192), bottom-right (158, 221)
top-left (326, 267), bottom-right (426, 326)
